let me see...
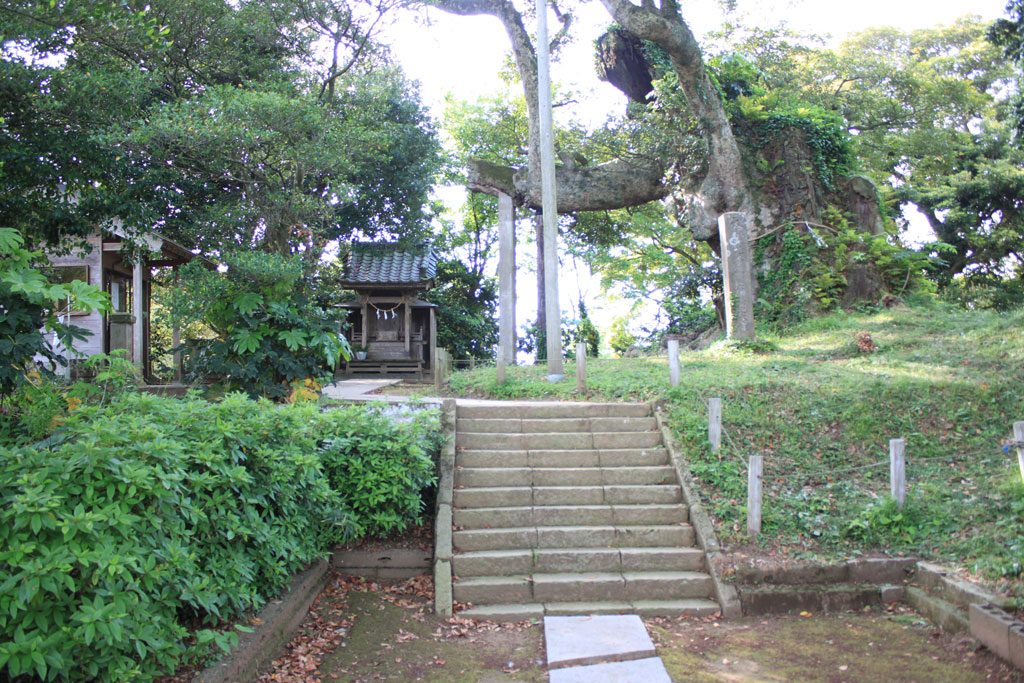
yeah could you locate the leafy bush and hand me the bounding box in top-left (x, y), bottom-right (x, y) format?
top-left (0, 390), bottom-right (442, 681)
top-left (0, 228), bottom-right (110, 397)
top-left (319, 404), bottom-right (441, 537)
top-left (169, 251), bottom-right (349, 400)
top-left (608, 317), bottom-right (637, 356)
top-left (1, 352), bottom-right (140, 444)
top-left (424, 257), bottom-right (498, 360)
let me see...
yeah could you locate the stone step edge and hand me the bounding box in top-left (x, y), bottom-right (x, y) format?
top-left (454, 570), bottom-right (712, 584)
top-left (457, 599), bottom-right (720, 620)
top-left (453, 505), bottom-right (688, 529)
top-left (453, 523), bottom-right (694, 535)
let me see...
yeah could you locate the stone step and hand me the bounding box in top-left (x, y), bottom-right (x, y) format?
top-left (457, 430), bottom-right (663, 451)
top-left (453, 571), bottom-right (714, 604)
top-left (458, 401), bottom-right (651, 420)
top-left (454, 504), bottom-right (688, 529)
top-left (457, 417), bottom-right (658, 434)
top-left (455, 466), bottom-right (678, 488)
top-left (457, 448), bottom-right (671, 469)
top-left (452, 524), bottom-right (695, 552)
top-left (453, 547), bottom-right (705, 577)
top-left (456, 599), bottom-right (719, 621)
top-left (454, 485), bottom-right (683, 509)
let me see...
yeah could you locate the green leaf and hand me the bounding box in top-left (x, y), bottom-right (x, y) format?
top-left (0, 228), bottom-right (24, 254)
top-left (231, 329), bottom-right (264, 355)
top-left (232, 292), bottom-right (264, 316)
top-left (276, 329), bottom-right (307, 351)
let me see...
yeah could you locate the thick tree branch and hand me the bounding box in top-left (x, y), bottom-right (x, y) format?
top-left (466, 156), bottom-right (670, 211)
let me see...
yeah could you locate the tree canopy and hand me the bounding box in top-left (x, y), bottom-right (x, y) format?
top-left (1, 0), bottom-right (441, 257)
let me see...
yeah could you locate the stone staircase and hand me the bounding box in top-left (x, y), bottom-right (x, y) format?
top-left (452, 400), bottom-right (720, 620)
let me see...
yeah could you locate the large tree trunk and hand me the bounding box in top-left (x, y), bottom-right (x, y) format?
top-left (432, 0), bottom-right (755, 240)
top-left (598, 0), bottom-right (755, 240)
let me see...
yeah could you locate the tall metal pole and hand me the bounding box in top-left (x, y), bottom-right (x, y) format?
top-left (535, 0), bottom-right (563, 379)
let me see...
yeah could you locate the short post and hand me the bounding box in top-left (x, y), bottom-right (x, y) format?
top-left (1014, 422), bottom-right (1024, 483)
top-left (747, 454), bottom-right (763, 538)
top-left (434, 347), bottom-right (442, 393)
top-left (708, 397), bottom-right (722, 452)
top-left (667, 337), bottom-right (680, 387)
top-left (890, 438), bottom-right (906, 508)
top-left (576, 342), bottom-right (587, 393)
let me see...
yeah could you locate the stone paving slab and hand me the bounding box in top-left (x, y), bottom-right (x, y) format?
top-left (544, 614), bottom-right (656, 669)
top-left (322, 378), bottom-right (401, 400)
top-left (548, 657), bottom-right (672, 683)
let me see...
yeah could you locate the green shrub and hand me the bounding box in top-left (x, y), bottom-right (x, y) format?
top-left (0, 393), bottom-right (351, 681)
top-left (318, 404), bottom-right (441, 537)
top-left (1, 352), bottom-right (140, 445)
top-left (168, 251), bottom-right (349, 400)
top-left (0, 390), bottom-right (443, 681)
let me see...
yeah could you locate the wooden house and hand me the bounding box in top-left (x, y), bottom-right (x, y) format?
top-left (46, 226), bottom-right (206, 382)
top-left (337, 243), bottom-right (438, 378)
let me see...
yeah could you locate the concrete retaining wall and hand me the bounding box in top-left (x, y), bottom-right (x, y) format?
top-left (654, 406), bottom-right (742, 618)
top-left (434, 398), bottom-right (456, 617)
top-left (194, 559), bottom-right (329, 683)
top-left (331, 549), bottom-right (431, 579)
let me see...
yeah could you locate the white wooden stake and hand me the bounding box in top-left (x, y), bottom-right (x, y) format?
top-left (667, 338), bottom-right (680, 387)
top-left (890, 438), bottom-right (906, 508)
top-left (1014, 422), bottom-right (1024, 484)
top-left (747, 454), bottom-right (763, 538)
top-left (576, 342), bottom-right (586, 393)
top-left (708, 397), bottom-right (722, 453)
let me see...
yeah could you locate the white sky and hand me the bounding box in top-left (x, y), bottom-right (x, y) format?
top-left (380, 0), bottom-right (1011, 350)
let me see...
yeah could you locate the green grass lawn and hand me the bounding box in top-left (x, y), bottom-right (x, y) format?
top-left (448, 302), bottom-right (1024, 600)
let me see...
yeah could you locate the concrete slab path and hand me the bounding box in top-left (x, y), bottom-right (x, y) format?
top-left (544, 615), bottom-right (655, 669)
top-left (548, 657), bottom-right (672, 683)
top-left (544, 614), bottom-right (671, 682)
top-left (322, 378), bottom-right (400, 400)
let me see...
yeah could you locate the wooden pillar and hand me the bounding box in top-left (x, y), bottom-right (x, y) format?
top-left (172, 321), bottom-right (182, 383)
top-left (429, 307), bottom-right (437, 369)
top-left (132, 259), bottom-right (144, 370)
top-left (361, 300), bottom-right (369, 349)
top-left (498, 192), bottom-right (515, 382)
top-left (172, 271), bottom-right (182, 383)
top-left (404, 297), bottom-right (411, 355)
top-left (535, 0), bottom-right (563, 380)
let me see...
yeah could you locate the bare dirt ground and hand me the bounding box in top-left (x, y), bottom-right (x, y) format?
top-left (647, 605), bottom-right (1021, 682)
top-left (258, 573), bottom-right (1020, 683)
